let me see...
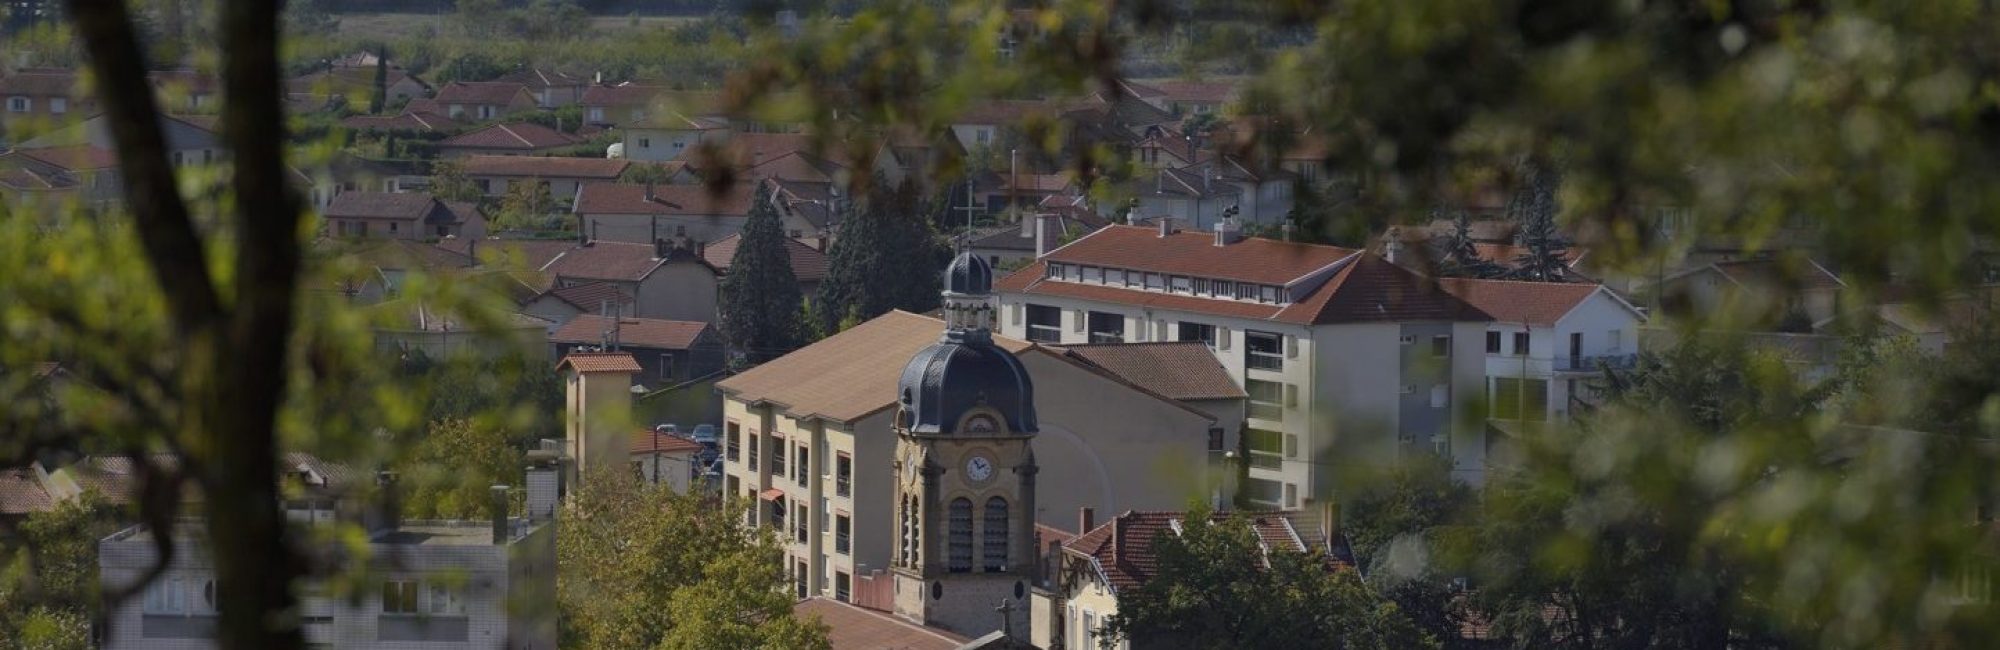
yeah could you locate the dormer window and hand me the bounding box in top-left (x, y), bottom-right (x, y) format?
top-left (1259, 286), bottom-right (1280, 303)
top-left (1169, 276), bottom-right (1192, 294)
top-left (1105, 268), bottom-right (1125, 285)
top-left (1144, 273), bottom-right (1164, 290)
top-left (1081, 266), bottom-right (1102, 283)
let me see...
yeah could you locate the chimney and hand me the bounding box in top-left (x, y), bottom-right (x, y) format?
top-left (490, 484), bottom-right (510, 545)
top-left (1020, 212), bottom-right (1035, 238)
top-left (525, 455), bottom-right (559, 521)
top-left (1078, 507), bottom-right (1095, 534)
top-left (1383, 226), bottom-right (1404, 264)
top-left (1157, 217), bottom-right (1175, 238)
top-left (1213, 219), bottom-right (1241, 247)
top-left (1282, 223), bottom-right (1296, 242)
top-left (654, 238), bottom-right (670, 259)
top-left (374, 470), bottom-right (400, 534)
top-left (645, 180), bottom-right (656, 203)
top-left (1035, 213), bottom-right (1059, 258)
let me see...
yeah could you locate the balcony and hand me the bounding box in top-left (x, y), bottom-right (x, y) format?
top-left (1554, 353), bottom-right (1639, 373)
top-left (1247, 451), bottom-right (1283, 470)
top-left (1246, 351), bottom-right (1284, 372)
top-left (1026, 324), bottom-right (1062, 343)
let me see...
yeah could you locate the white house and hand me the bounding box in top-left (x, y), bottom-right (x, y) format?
top-left (1436, 278), bottom-right (1648, 429)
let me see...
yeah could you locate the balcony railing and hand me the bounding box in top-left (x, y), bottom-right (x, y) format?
top-left (1247, 351), bottom-right (1284, 371)
top-left (1555, 353), bottom-right (1639, 373)
top-left (1247, 451), bottom-right (1283, 470)
top-left (1248, 402), bottom-right (1284, 422)
top-left (1026, 324), bottom-right (1062, 343)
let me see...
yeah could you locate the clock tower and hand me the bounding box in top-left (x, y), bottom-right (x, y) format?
top-left (890, 252), bottom-right (1040, 638)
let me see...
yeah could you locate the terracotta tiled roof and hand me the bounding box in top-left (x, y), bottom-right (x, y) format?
top-left (437, 237), bottom-right (576, 271)
top-left (460, 155), bottom-right (629, 179)
top-left (557, 351), bottom-right (642, 374)
top-left (0, 468), bottom-right (53, 515)
top-left (952, 99), bottom-right (1079, 125)
top-left (17, 145), bottom-right (119, 171)
top-left (0, 164), bottom-right (75, 191)
top-left (700, 233), bottom-right (829, 282)
top-left (441, 122), bottom-right (578, 151)
top-left (1057, 342), bottom-right (1247, 401)
top-left (1041, 225), bottom-right (1354, 285)
top-left (1001, 252), bottom-right (1485, 326)
top-left (572, 182), bottom-right (757, 217)
top-left (541, 240), bottom-right (666, 282)
top-left (581, 83), bottom-right (666, 108)
top-left (1065, 510), bottom-right (1345, 594)
top-left (747, 150), bottom-right (844, 183)
top-left (997, 264), bottom-right (1288, 322)
top-left (630, 430), bottom-right (704, 455)
top-left (994, 172), bottom-right (1073, 193)
top-left (341, 238), bottom-right (475, 272)
top-left (794, 597), bottom-right (968, 650)
top-left (0, 69), bottom-right (80, 96)
top-left (340, 111), bottom-right (459, 132)
top-left (1436, 278), bottom-right (1605, 327)
top-left (552, 315), bottom-right (708, 351)
top-left (718, 311), bottom-right (1032, 423)
top-left (544, 282), bottom-right (633, 311)
top-left (494, 68), bottom-right (582, 90)
top-left (435, 81), bottom-right (533, 105)
top-left (325, 191), bottom-right (478, 226)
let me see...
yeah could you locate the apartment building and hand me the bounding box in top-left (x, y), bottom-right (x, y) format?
top-left (994, 222), bottom-right (1492, 496)
top-left (1437, 278), bottom-right (1648, 426)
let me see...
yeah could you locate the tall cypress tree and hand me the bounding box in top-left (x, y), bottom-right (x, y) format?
top-left (1431, 210), bottom-right (1503, 279)
top-left (814, 180), bottom-right (944, 333)
top-left (719, 182), bottom-right (806, 363)
top-left (1505, 158), bottom-right (1572, 282)
top-left (368, 47), bottom-right (388, 115)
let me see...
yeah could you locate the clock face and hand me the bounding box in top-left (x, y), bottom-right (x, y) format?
top-left (965, 455), bottom-right (995, 482)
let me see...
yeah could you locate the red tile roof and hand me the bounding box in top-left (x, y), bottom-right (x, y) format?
top-left (793, 597), bottom-right (968, 650)
top-left (541, 240), bottom-right (666, 282)
top-left (0, 468), bottom-right (53, 515)
top-left (18, 145), bottom-right (119, 171)
top-left (435, 81), bottom-right (533, 105)
top-left (325, 191), bottom-right (478, 226)
top-left (630, 430), bottom-right (704, 455)
top-left (747, 150), bottom-right (844, 183)
top-left (552, 315), bottom-right (708, 351)
top-left (340, 111), bottom-right (459, 132)
top-left (1042, 225), bottom-right (1355, 285)
top-left (581, 83), bottom-right (666, 108)
top-left (1711, 258), bottom-right (1845, 291)
top-left (557, 351), bottom-right (642, 374)
top-left (1057, 342), bottom-right (1247, 401)
top-left (0, 69), bottom-right (81, 96)
top-left (544, 282), bottom-right (633, 311)
top-left (700, 233), bottom-right (829, 282)
top-left (1001, 250), bottom-right (1484, 326)
top-left (460, 155), bottom-right (629, 179)
top-left (1436, 278), bottom-right (1605, 327)
top-left (572, 182), bottom-right (757, 217)
top-left (438, 237), bottom-right (576, 272)
top-left (1147, 79), bottom-right (1241, 104)
top-left (493, 68), bottom-right (582, 90)
top-left (1064, 510), bottom-right (1344, 594)
top-left (441, 122), bottom-right (579, 151)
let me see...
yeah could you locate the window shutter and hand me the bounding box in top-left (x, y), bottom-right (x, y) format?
top-left (1285, 335), bottom-right (1298, 359)
top-left (1072, 310), bottom-right (1085, 333)
top-left (1284, 384), bottom-right (1298, 407)
top-left (1219, 327), bottom-right (1232, 351)
top-left (1011, 303), bottom-right (1022, 326)
top-left (1155, 320), bottom-right (1168, 341)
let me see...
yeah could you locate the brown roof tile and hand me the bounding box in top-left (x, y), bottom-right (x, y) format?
top-left (460, 155), bottom-right (629, 179)
top-left (545, 282), bottom-right (633, 311)
top-left (493, 68), bottom-right (582, 90)
top-left (325, 191), bottom-right (477, 226)
top-left (18, 145), bottom-right (119, 171)
top-left (717, 311), bottom-right (1031, 423)
top-left (340, 111), bottom-right (459, 132)
top-left (0, 69), bottom-right (81, 96)
top-left (581, 83), bottom-right (666, 108)
top-left (435, 81), bottom-right (533, 105)
top-left (1711, 258), bottom-right (1845, 291)
top-left (1147, 79), bottom-right (1241, 104)
top-left (572, 182), bottom-right (757, 217)
top-left (438, 237), bottom-right (576, 271)
top-left (1058, 342), bottom-right (1246, 400)
top-left (1043, 225), bottom-right (1356, 285)
top-left (1001, 252), bottom-right (1484, 326)
top-left (630, 430), bottom-right (704, 455)
top-left (700, 233), bottom-right (829, 282)
top-left (794, 597), bottom-right (968, 650)
top-left (541, 240), bottom-right (665, 282)
top-left (441, 122), bottom-right (578, 151)
top-left (557, 351), bottom-right (642, 374)
top-left (0, 468), bottom-right (53, 515)
top-left (1436, 278), bottom-right (1607, 327)
top-left (552, 315), bottom-right (708, 351)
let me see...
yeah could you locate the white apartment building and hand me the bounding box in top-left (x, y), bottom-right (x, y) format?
top-left (994, 222), bottom-right (1493, 496)
top-left (1437, 278), bottom-right (1649, 425)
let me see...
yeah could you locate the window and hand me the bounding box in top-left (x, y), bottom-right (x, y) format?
top-left (1284, 483), bottom-right (1298, 508)
top-left (747, 430), bottom-right (759, 469)
top-left (1144, 272), bottom-right (1164, 290)
top-left (1260, 285), bottom-right (1281, 303)
top-left (1192, 278), bottom-right (1212, 295)
top-left (796, 561), bottom-right (809, 599)
top-left (1245, 428), bottom-right (1283, 469)
top-left (1247, 380), bottom-right (1285, 421)
top-left (1081, 266), bottom-right (1103, 282)
top-left (1087, 311), bottom-right (1125, 343)
top-left (726, 423), bottom-right (741, 462)
top-left (835, 453), bottom-right (852, 497)
top-left (836, 514), bottom-right (852, 554)
top-left (795, 503), bottom-right (809, 543)
top-left (1492, 378), bottom-right (1550, 421)
top-left (388, 222), bottom-right (399, 234)
top-left (1044, 262), bottom-right (1066, 279)
top-left (5, 96), bottom-right (27, 112)
top-left (1170, 276), bottom-right (1192, 294)
top-left (50, 98), bottom-right (65, 114)
top-left (1432, 335), bottom-right (1451, 357)
top-left (771, 498), bottom-right (787, 531)
top-left (1486, 331), bottom-right (1502, 354)
top-left (1105, 268), bottom-right (1126, 285)
top-left (771, 440), bottom-right (787, 477)
top-left (1025, 304), bottom-right (1062, 343)
top-left (1245, 330), bottom-right (1284, 371)
top-left (900, 495), bottom-right (920, 567)
top-left (1208, 426), bottom-right (1225, 452)
top-left (640, 137), bottom-right (652, 148)
top-left (948, 498), bottom-right (975, 573)
top-left (1082, 612), bottom-right (1097, 649)
top-left (1245, 477), bottom-right (1283, 506)
top-left (796, 444), bottom-right (809, 487)
top-left (1179, 321), bottom-right (1217, 349)
top-left (588, 107), bottom-right (605, 122)
top-left (428, 584), bottom-right (463, 615)
top-left (1430, 385), bottom-right (1449, 408)
top-left (982, 497), bottom-right (1010, 572)
top-left (145, 577), bottom-right (188, 614)
top-left (381, 580), bottom-right (419, 614)
top-left (675, 225), bottom-right (688, 237)
top-left (835, 571), bottom-right (852, 602)
top-left (977, 128), bottom-right (991, 144)
top-left (1608, 329), bottom-right (1623, 351)
top-left (478, 105), bottom-right (495, 119)
top-left (1513, 331), bottom-right (1531, 356)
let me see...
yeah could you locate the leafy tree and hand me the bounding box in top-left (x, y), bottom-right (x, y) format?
top-left (813, 181), bottom-right (944, 334)
top-left (718, 182), bottom-right (807, 363)
top-left (1101, 505), bottom-right (1436, 650)
top-left (496, 180), bottom-right (555, 232)
top-left (557, 469), bottom-right (829, 650)
top-left (1338, 458), bottom-right (1474, 647)
top-left (0, 494), bottom-right (111, 648)
top-left (428, 160), bottom-right (484, 203)
top-left (396, 418), bottom-right (524, 520)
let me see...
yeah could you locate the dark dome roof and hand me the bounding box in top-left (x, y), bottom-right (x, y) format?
top-left (896, 329), bottom-right (1036, 436)
top-left (945, 251), bottom-right (993, 296)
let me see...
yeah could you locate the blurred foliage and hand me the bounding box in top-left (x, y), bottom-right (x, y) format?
top-left (555, 469), bottom-right (828, 650)
top-left (395, 418), bottom-right (525, 520)
top-left (0, 495), bottom-right (112, 650)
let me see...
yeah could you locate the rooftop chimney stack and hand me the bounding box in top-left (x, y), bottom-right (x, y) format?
top-left (1157, 217), bottom-right (1175, 238)
top-left (1078, 507), bottom-right (1095, 534)
top-left (525, 456), bottom-right (559, 521)
top-left (374, 470), bottom-right (401, 534)
top-left (1214, 218), bottom-right (1242, 247)
top-left (1282, 223), bottom-right (1297, 242)
top-left (1383, 226), bottom-right (1405, 264)
top-left (1035, 213), bottom-right (1059, 258)
top-left (490, 484), bottom-right (510, 545)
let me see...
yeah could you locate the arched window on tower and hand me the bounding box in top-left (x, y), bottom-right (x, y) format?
top-left (983, 496), bottom-right (1009, 572)
top-left (948, 498), bottom-right (974, 573)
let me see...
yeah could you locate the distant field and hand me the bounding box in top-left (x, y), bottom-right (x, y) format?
top-left (331, 12), bottom-right (699, 40)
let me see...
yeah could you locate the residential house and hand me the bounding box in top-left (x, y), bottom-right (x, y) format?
top-left (369, 300), bottom-right (551, 360)
top-left (620, 112), bottom-right (731, 162)
top-left (292, 152), bottom-right (417, 211)
top-left (520, 281), bottom-right (634, 329)
top-left (98, 477), bottom-right (557, 650)
top-left (550, 314), bottom-right (723, 385)
top-left (495, 68), bottom-right (586, 109)
top-left (324, 191), bottom-right (484, 241)
top-left (1147, 79), bottom-right (1242, 116)
top-left (319, 238), bottom-right (475, 304)
top-left (435, 122), bottom-right (580, 159)
top-left (1029, 509), bottom-right (1348, 650)
top-left (287, 65), bottom-right (431, 110)
top-left (1129, 157), bottom-right (1295, 229)
top-left (580, 83), bottom-right (665, 127)
top-left (630, 429), bottom-right (708, 493)
top-left (994, 223), bottom-right (1493, 500)
top-left (18, 112), bottom-right (221, 170)
top-left (699, 232), bottom-right (831, 298)
top-left (338, 110), bottom-right (461, 137)
top-left (1653, 257), bottom-right (1845, 330)
top-left (571, 181), bottom-right (770, 245)
top-left (459, 155), bottom-right (634, 203)
top-left (715, 309), bottom-right (1230, 605)
top-left (965, 212), bottom-right (1106, 271)
top-left (148, 69), bottom-right (221, 114)
top-left (0, 68), bottom-right (90, 137)
top-left (1435, 278), bottom-right (1648, 441)
top-left (538, 239), bottom-right (716, 322)
top-left (0, 145), bottom-right (115, 207)
top-left (433, 81), bottom-right (539, 121)
top-left (559, 351), bottom-right (643, 480)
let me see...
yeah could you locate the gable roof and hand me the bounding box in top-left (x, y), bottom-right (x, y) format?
top-left (717, 311), bottom-right (1033, 423)
top-left (324, 191), bottom-right (478, 226)
top-left (1436, 278), bottom-right (1617, 327)
top-left (0, 468), bottom-right (54, 515)
top-left (1708, 258), bottom-right (1846, 291)
top-left (556, 351), bottom-right (642, 374)
top-left (434, 81), bottom-right (534, 105)
top-left (0, 68), bottom-right (81, 96)
top-left (339, 111), bottom-right (460, 133)
top-left (630, 430), bottom-right (705, 455)
top-left (572, 182), bottom-right (758, 217)
top-left (1056, 342), bottom-right (1247, 401)
top-left (493, 68), bottom-right (582, 90)
top-left (540, 240), bottom-right (666, 282)
top-left (543, 281), bottom-right (633, 311)
top-left (747, 149), bottom-right (845, 184)
top-left (440, 122), bottom-right (578, 151)
top-left (460, 155), bottom-right (630, 179)
top-left (1041, 225), bottom-right (1352, 285)
top-left (793, 597), bottom-right (969, 650)
top-left (1063, 510), bottom-right (1347, 594)
top-left (552, 315), bottom-right (709, 351)
top-left (1146, 79), bottom-right (1241, 104)
top-left (16, 145), bottom-right (119, 171)
top-left (437, 237), bottom-right (576, 272)
top-left (700, 233), bottom-right (829, 281)
top-left (580, 83), bottom-right (666, 108)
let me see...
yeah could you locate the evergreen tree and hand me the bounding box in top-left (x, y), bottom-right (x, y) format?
top-left (719, 182), bottom-right (806, 363)
top-left (813, 180), bottom-right (944, 334)
top-left (1504, 159), bottom-right (1571, 282)
top-left (1431, 210), bottom-right (1503, 278)
top-left (368, 47), bottom-right (388, 115)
